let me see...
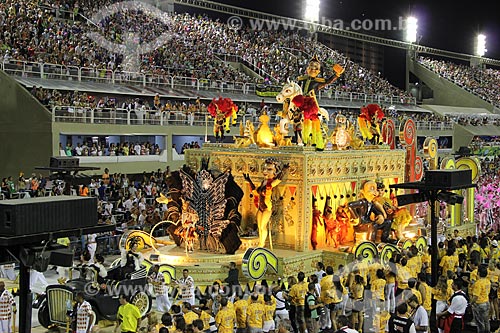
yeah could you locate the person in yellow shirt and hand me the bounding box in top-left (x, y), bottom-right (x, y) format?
top-left (418, 273), bottom-right (432, 315)
top-left (182, 302), bottom-right (199, 325)
top-left (465, 262), bottom-right (479, 286)
top-left (406, 246), bottom-right (422, 279)
top-left (396, 257), bottom-right (411, 295)
top-left (348, 274), bottom-right (365, 332)
top-left (233, 292), bottom-right (248, 333)
top-left (440, 248), bottom-right (458, 276)
top-left (490, 240), bottom-right (500, 263)
top-left (367, 258), bottom-right (383, 286)
top-left (115, 294), bottom-right (141, 333)
top-left (247, 294), bottom-right (265, 333)
top-left (420, 248), bottom-right (431, 281)
top-left (193, 298), bottom-right (215, 332)
top-left (288, 272), bottom-right (308, 333)
top-left (353, 255), bottom-right (369, 285)
top-left (215, 297), bottom-right (236, 333)
top-left (488, 261), bottom-right (499, 321)
top-left (438, 241), bottom-right (446, 261)
top-left (370, 269), bottom-right (386, 311)
top-left (432, 275), bottom-right (451, 331)
top-left (407, 279), bottom-right (422, 305)
top-left (325, 275), bottom-right (345, 331)
top-left (263, 294), bottom-right (276, 333)
top-left (317, 267), bottom-right (332, 330)
top-left (470, 265), bottom-right (491, 333)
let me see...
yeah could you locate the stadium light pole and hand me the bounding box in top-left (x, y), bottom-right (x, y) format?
top-left (405, 16), bottom-right (418, 92)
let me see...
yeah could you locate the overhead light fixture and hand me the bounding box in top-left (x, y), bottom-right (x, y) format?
top-left (405, 16), bottom-right (418, 43)
top-left (475, 34), bottom-right (487, 57)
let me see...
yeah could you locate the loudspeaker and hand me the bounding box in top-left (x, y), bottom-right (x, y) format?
top-left (50, 156), bottom-right (79, 168)
top-left (423, 169), bottom-right (472, 189)
top-left (50, 250), bottom-right (74, 267)
top-left (0, 196), bottom-right (97, 236)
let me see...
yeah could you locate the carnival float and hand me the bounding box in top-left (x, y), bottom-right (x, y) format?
top-left (116, 55), bottom-right (480, 289)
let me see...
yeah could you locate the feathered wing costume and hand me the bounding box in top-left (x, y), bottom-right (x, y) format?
top-left (358, 104), bottom-right (385, 144)
top-left (164, 160), bottom-right (242, 254)
top-left (207, 97), bottom-right (238, 142)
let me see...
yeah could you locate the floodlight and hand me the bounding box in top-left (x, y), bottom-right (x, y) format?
top-left (405, 16), bottom-right (418, 43)
top-left (476, 34), bottom-right (487, 57)
top-left (304, 0), bottom-right (320, 22)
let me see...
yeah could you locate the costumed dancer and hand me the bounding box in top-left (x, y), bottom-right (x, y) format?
top-left (74, 291), bottom-right (94, 333)
top-left (148, 264), bottom-right (171, 312)
top-left (334, 199), bottom-right (351, 246)
top-left (244, 158), bottom-right (289, 248)
top-left (296, 55), bottom-right (344, 150)
top-left (175, 197), bottom-right (199, 253)
top-left (0, 281), bottom-right (16, 333)
top-left (113, 239), bottom-right (144, 280)
top-left (176, 269), bottom-right (195, 306)
top-left (207, 97), bottom-right (238, 143)
top-left (323, 196), bottom-right (337, 247)
top-left (311, 196), bottom-right (323, 250)
top-left (358, 104), bottom-right (385, 145)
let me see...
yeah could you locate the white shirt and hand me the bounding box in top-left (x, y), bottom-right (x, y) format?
top-left (75, 146), bottom-right (83, 156)
top-left (316, 269), bottom-right (326, 282)
top-left (447, 290), bottom-right (468, 315)
top-left (104, 202), bottom-right (113, 216)
top-left (123, 199), bottom-right (133, 211)
top-left (411, 305), bottom-right (429, 332)
top-left (274, 291), bottom-right (287, 313)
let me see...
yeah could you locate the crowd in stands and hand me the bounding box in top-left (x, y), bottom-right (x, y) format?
top-left (180, 142), bottom-right (201, 154)
top-left (418, 56), bottom-right (500, 108)
top-left (445, 114), bottom-right (500, 127)
top-left (60, 141), bottom-right (162, 157)
top-left (1, 0), bottom-right (413, 101)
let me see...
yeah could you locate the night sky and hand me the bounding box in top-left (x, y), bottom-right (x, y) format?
top-left (209, 0), bottom-right (499, 89)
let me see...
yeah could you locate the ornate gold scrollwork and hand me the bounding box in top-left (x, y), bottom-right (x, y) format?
top-left (235, 158), bottom-right (246, 173)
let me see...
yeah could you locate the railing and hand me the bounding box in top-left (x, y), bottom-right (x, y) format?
top-left (52, 106), bottom-right (210, 126)
top-left (52, 106), bottom-right (456, 133)
top-left (1, 59), bottom-right (418, 105)
top-left (414, 121), bottom-right (454, 131)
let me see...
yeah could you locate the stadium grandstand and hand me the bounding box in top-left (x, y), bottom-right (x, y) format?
top-left (0, 0), bottom-right (499, 181)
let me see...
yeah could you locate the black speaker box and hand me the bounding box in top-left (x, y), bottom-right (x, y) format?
top-left (50, 250), bottom-right (74, 267)
top-left (423, 169), bottom-right (472, 189)
top-left (0, 196), bottom-right (97, 236)
top-left (50, 156), bottom-right (79, 168)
